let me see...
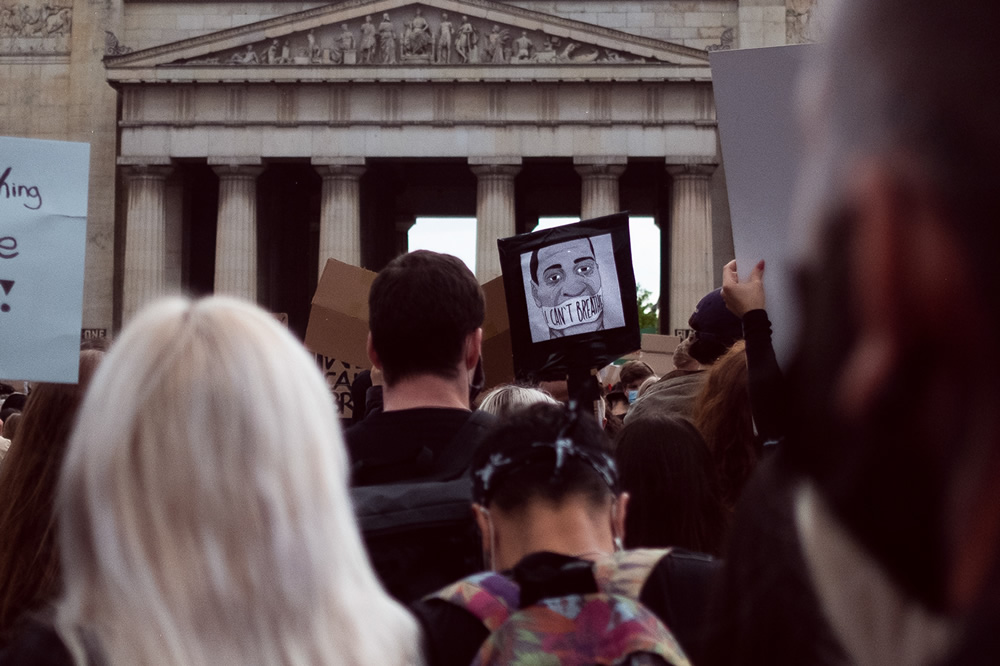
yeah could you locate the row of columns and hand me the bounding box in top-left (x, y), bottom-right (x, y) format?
top-left (121, 158), bottom-right (716, 331)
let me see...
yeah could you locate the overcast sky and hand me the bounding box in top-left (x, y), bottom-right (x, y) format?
top-left (408, 216), bottom-right (661, 303)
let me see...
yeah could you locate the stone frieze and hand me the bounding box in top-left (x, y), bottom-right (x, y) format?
top-left (0, 2), bottom-right (71, 55)
top-left (182, 4), bottom-right (650, 66)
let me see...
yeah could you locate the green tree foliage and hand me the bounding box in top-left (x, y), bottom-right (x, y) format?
top-left (637, 287), bottom-right (659, 333)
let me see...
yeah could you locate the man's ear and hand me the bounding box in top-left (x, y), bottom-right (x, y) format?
top-left (464, 327), bottom-right (483, 371)
top-left (366, 332), bottom-right (382, 370)
top-left (531, 282), bottom-right (542, 308)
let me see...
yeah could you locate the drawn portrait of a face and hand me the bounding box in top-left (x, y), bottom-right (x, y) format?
top-left (528, 237), bottom-right (606, 339)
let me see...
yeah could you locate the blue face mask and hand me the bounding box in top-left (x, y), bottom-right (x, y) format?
top-left (628, 390), bottom-right (638, 403)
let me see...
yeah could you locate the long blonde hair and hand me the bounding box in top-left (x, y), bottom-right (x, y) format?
top-left (56, 296), bottom-right (421, 665)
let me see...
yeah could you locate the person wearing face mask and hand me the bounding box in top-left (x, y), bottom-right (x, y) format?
top-left (618, 360), bottom-right (656, 406)
top-left (411, 403), bottom-right (719, 666)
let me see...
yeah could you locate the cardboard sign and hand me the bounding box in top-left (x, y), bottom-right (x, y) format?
top-left (481, 275), bottom-right (514, 390)
top-left (305, 258), bottom-right (377, 370)
top-left (0, 136), bottom-right (90, 383)
top-left (305, 257), bottom-right (516, 395)
top-left (315, 353), bottom-right (364, 420)
top-left (711, 45), bottom-right (817, 366)
top-left (497, 214), bottom-right (641, 378)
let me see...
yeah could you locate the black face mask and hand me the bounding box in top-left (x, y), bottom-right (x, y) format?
top-left (783, 214), bottom-right (951, 612)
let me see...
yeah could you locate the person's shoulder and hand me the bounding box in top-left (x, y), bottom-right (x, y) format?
top-left (0, 617), bottom-right (73, 666)
top-left (411, 593), bottom-right (492, 666)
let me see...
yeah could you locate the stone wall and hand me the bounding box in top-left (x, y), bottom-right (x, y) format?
top-left (0, 0), bottom-right (122, 332)
top-left (506, 1), bottom-right (739, 52)
top-left (122, 2), bottom-right (326, 49)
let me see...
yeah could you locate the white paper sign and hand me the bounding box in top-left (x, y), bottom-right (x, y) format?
top-left (0, 136), bottom-right (90, 383)
top-left (711, 45), bottom-right (817, 365)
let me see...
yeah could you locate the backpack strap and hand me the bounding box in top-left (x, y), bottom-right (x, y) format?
top-left (593, 548), bottom-right (672, 599)
top-left (429, 571), bottom-right (520, 632)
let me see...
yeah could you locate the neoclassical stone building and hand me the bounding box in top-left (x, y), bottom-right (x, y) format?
top-left (1, 0), bottom-right (821, 338)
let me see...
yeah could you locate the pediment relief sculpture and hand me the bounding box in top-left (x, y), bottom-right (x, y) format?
top-left (0, 1), bottom-right (72, 54)
top-left (182, 5), bottom-right (655, 67)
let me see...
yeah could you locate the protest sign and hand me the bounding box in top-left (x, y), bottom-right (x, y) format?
top-left (711, 45), bottom-right (817, 365)
top-left (480, 275), bottom-right (514, 390)
top-left (0, 136), bottom-right (90, 383)
top-left (305, 258), bottom-right (377, 370)
top-left (497, 214), bottom-right (641, 378)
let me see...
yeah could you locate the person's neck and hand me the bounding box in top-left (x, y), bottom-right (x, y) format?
top-left (382, 372), bottom-right (470, 412)
top-left (494, 502), bottom-right (613, 570)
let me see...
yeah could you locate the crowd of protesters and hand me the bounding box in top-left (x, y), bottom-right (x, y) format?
top-left (2, 0), bottom-right (1000, 663)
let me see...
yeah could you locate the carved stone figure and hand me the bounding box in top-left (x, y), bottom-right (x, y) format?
top-left (533, 38), bottom-right (556, 63)
top-left (18, 5), bottom-right (42, 36)
top-left (280, 40), bottom-right (291, 63)
top-left (400, 19), bottom-right (413, 57)
top-left (437, 12), bottom-right (453, 64)
top-left (338, 24), bottom-right (355, 52)
top-left (267, 39), bottom-right (279, 64)
top-left (44, 7), bottom-right (71, 35)
top-left (456, 15), bottom-right (475, 63)
top-left (513, 31), bottom-right (534, 63)
top-left (407, 7), bottom-right (431, 57)
top-left (307, 29), bottom-right (320, 62)
top-left (230, 44), bottom-right (260, 65)
top-left (378, 13), bottom-right (396, 64)
top-left (485, 25), bottom-right (508, 64)
top-left (360, 15), bottom-right (376, 64)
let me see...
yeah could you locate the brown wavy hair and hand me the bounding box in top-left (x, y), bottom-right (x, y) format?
top-left (692, 340), bottom-right (760, 509)
top-left (0, 349), bottom-right (103, 644)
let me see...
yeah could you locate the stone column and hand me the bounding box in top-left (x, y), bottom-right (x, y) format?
top-left (122, 164), bottom-right (173, 323)
top-left (470, 159), bottom-right (521, 282)
top-left (313, 158), bottom-right (366, 276)
top-left (666, 163), bottom-right (717, 334)
top-left (395, 216), bottom-right (416, 257)
top-left (211, 160), bottom-right (264, 302)
top-left (574, 158), bottom-right (626, 219)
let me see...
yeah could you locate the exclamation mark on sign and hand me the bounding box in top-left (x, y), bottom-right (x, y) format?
top-left (0, 280), bottom-right (13, 312)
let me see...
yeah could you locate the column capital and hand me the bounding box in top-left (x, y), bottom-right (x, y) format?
top-left (121, 164), bottom-right (173, 179)
top-left (314, 164), bottom-right (366, 179)
top-left (118, 155), bottom-right (172, 166)
top-left (211, 164), bottom-right (265, 178)
top-left (575, 163), bottom-right (627, 179)
top-left (470, 164), bottom-right (521, 179)
top-left (665, 161), bottom-right (717, 178)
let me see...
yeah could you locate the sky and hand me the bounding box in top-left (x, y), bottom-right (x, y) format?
top-left (408, 216), bottom-right (661, 302)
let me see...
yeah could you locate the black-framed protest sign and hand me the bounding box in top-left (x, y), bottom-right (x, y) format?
top-left (497, 213), bottom-right (640, 378)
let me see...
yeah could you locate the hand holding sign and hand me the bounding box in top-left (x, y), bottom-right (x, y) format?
top-left (0, 136), bottom-right (90, 383)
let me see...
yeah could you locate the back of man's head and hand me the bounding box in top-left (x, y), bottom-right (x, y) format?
top-left (369, 251), bottom-right (485, 386)
top-left (471, 403), bottom-right (616, 514)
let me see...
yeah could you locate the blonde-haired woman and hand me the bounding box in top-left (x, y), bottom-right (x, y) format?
top-left (5, 297), bottom-right (421, 665)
